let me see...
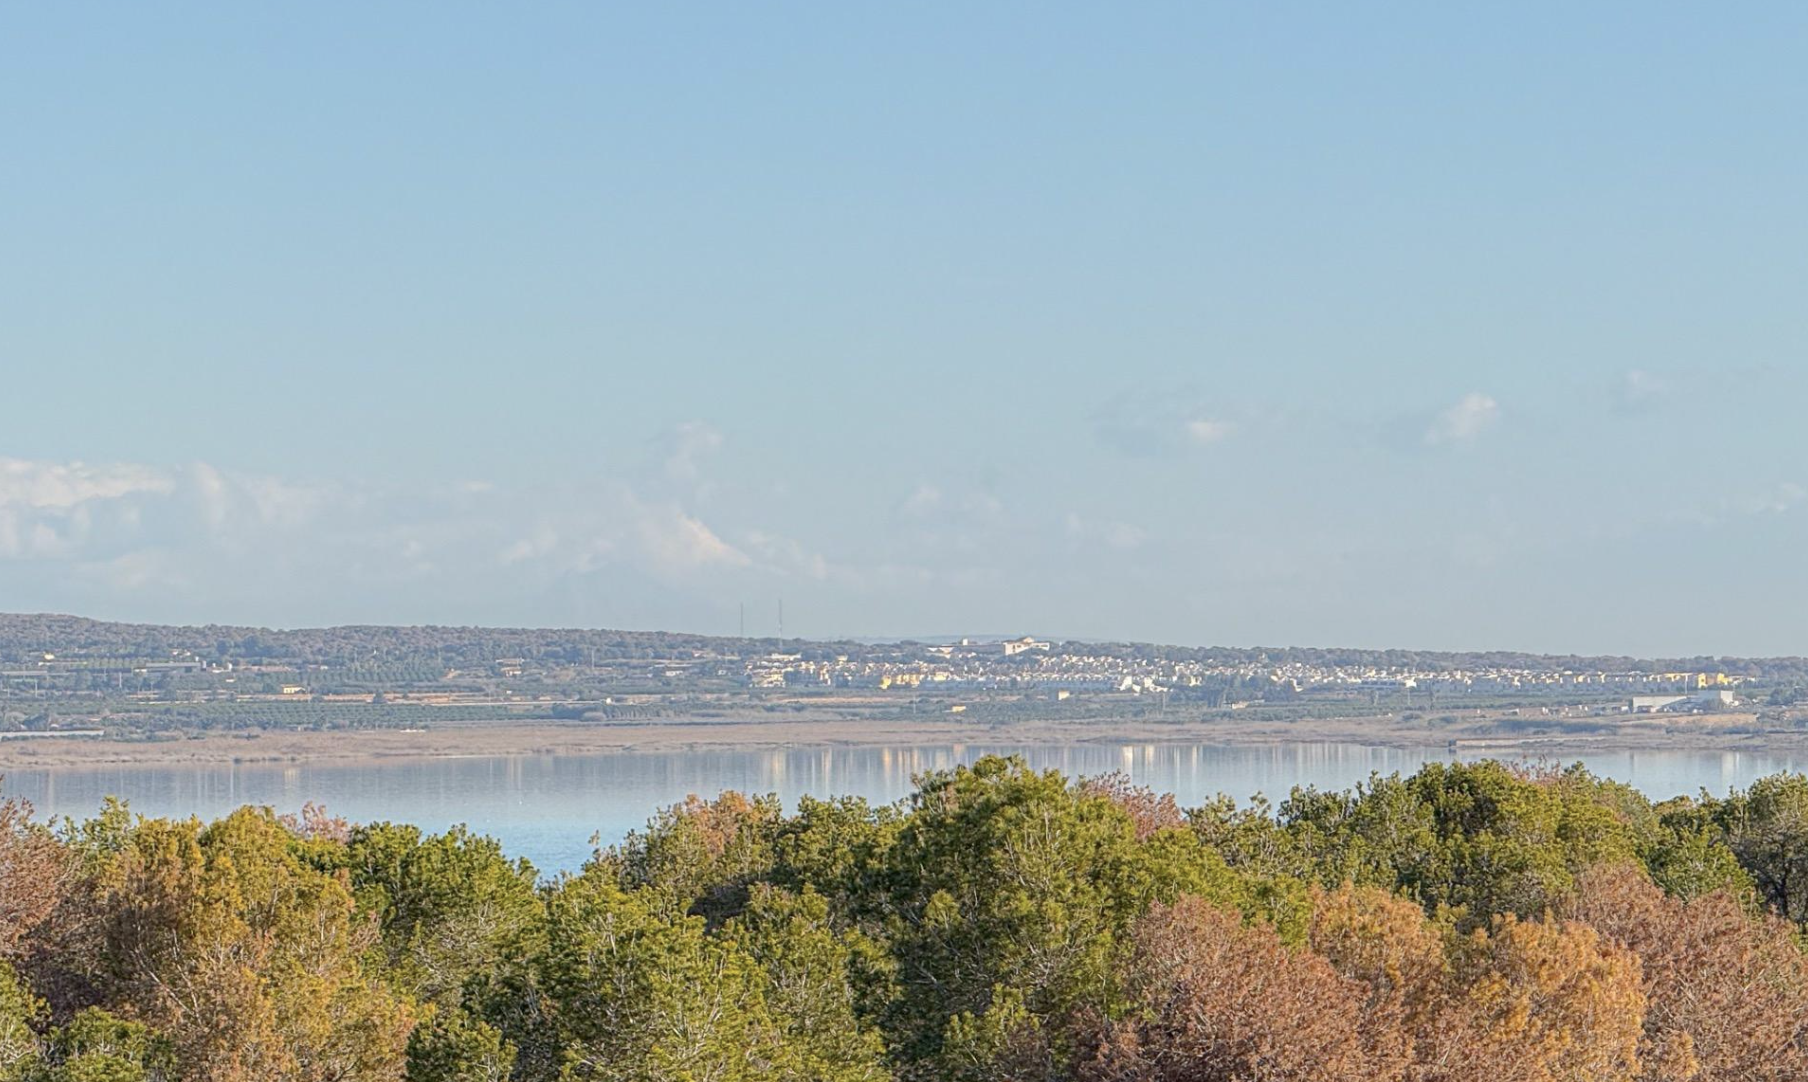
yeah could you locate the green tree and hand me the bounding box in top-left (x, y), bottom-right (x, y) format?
top-left (1283, 762), bottom-right (1643, 926)
top-left (36, 1009), bottom-right (175, 1082)
top-left (1281, 774), bottom-right (1449, 899)
top-left (347, 823), bottom-right (541, 1005)
top-left (725, 887), bottom-right (892, 1082)
top-left (1641, 797), bottom-right (1755, 902)
top-left (769, 796), bottom-right (900, 925)
top-left (1702, 774), bottom-right (1808, 927)
top-left (607, 793), bottom-right (783, 925)
top-left (403, 1010), bottom-right (515, 1082)
top-left (0, 962), bottom-right (45, 1082)
top-left (534, 869), bottom-right (785, 1081)
top-left (876, 757), bottom-right (1248, 1079)
top-left (1186, 793), bottom-right (1304, 881)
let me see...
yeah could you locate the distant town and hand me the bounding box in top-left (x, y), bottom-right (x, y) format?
top-left (2, 613), bottom-right (1803, 742)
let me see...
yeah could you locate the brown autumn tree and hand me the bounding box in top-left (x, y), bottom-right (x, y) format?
top-left (1420, 914), bottom-right (1646, 1082)
top-left (0, 794), bottom-right (70, 959)
top-left (80, 809), bottom-right (414, 1082)
top-left (1309, 883), bottom-right (1446, 1051)
top-left (1080, 895), bottom-right (1409, 1082)
top-left (1075, 775), bottom-right (1185, 841)
top-left (1565, 864), bottom-right (1808, 1082)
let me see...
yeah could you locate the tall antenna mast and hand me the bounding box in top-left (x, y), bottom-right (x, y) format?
top-left (739, 603), bottom-right (745, 638)
top-left (778, 598), bottom-right (784, 639)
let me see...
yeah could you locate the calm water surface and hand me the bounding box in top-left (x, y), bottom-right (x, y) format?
top-left (6, 743), bottom-right (1806, 874)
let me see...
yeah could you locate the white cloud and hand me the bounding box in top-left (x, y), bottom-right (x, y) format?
top-left (1184, 418), bottom-right (1234, 446)
top-left (500, 526), bottom-right (561, 566)
top-left (1103, 522), bottom-right (1149, 550)
top-left (0, 459), bottom-right (441, 578)
top-left (1424, 392), bottom-right (1500, 445)
top-left (742, 529), bottom-right (844, 583)
top-left (899, 483), bottom-right (943, 518)
top-left (896, 483), bottom-right (1001, 526)
top-left (1611, 369), bottom-right (1670, 415)
top-left (963, 492), bottom-right (1005, 523)
top-left (0, 459), bottom-right (299, 563)
top-left (655, 420), bottom-right (725, 484)
top-left (173, 463), bottom-right (335, 553)
top-left (1093, 394), bottom-right (1237, 457)
top-left (0, 456), bottom-right (752, 587)
top-left (1737, 482), bottom-right (1806, 516)
top-left (632, 501), bottom-right (751, 573)
top-left (239, 474), bottom-right (332, 527)
top-left (894, 483), bottom-right (1006, 555)
top-left (187, 462), bottom-right (232, 531)
top-left (0, 458), bottom-right (175, 509)
top-left (0, 512), bottom-right (62, 560)
top-left (75, 550), bottom-right (191, 592)
top-left (1065, 513), bottom-right (1149, 551)
top-left (0, 444), bottom-right (978, 624)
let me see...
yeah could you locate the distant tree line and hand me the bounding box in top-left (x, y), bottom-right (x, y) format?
top-left (0, 613), bottom-right (849, 669)
top-left (6, 613), bottom-right (1808, 683)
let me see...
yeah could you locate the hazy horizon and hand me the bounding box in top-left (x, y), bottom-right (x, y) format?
top-left (0, 609), bottom-right (1792, 663)
top-left (6, 6), bottom-right (1807, 656)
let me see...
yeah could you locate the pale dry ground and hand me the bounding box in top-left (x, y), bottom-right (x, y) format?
top-left (0, 710), bottom-right (1797, 770)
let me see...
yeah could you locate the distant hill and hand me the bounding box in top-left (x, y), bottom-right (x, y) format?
top-left (1, 612), bottom-right (1803, 681)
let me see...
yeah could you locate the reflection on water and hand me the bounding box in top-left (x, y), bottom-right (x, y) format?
top-left (6, 742), bottom-right (1807, 874)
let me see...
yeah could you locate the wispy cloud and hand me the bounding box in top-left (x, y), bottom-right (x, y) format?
top-left (898, 483), bottom-right (944, 519)
top-left (892, 481), bottom-right (1005, 554)
top-left (0, 458), bottom-right (175, 510)
top-left (1736, 482), bottom-right (1806, 517)
top-left (0, 454), bottom-right (764, 587)
top-left (498, 525), bottom-right (560, 566)
top-left (1093, 393), bottom-right (1236, 457)
top-left (653, 420), bottom-right (725, 484)
top-left (1610, 369), bottom-right (1670, 416)
top-left (630, 498), bottom-right (751, 574)
top-left (1423, 392), bottom-right (1500, 446)
top-left (740, 529), bottom-right (855, 585)
top-left (1064, 513), bottom-right (1148, 551)
top-left (1184, 419), bottom-right (1234, 446)
top-left (0, 458), bottom-right (327, 562)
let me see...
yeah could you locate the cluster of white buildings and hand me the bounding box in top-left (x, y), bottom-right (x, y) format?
top-left (739, 640), bottom-right (1748, 702)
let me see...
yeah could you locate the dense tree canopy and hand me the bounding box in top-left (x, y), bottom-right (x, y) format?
top-left (2, 757), bottom-right (1808, 1080)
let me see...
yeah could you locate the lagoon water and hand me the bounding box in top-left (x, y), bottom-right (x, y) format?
top-left (6, 742), bottom-right (1807, 874)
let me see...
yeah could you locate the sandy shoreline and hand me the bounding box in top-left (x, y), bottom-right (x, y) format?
top-left (0, 712), bottom-right (1803, 771)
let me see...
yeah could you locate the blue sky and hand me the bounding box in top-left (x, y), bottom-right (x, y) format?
top-left (3, 5), bottom-right (1806, 655)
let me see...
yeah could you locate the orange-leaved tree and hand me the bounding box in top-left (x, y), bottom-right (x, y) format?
top-left (77, 808), bottom-right (413, 1082)
top-left (1565, 863), bottom-right (1808, 1082)
top-left (1080, 895), bottom-right (1409, 1082)
top-left (1420, 913), bottom-right (1645, 1082)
